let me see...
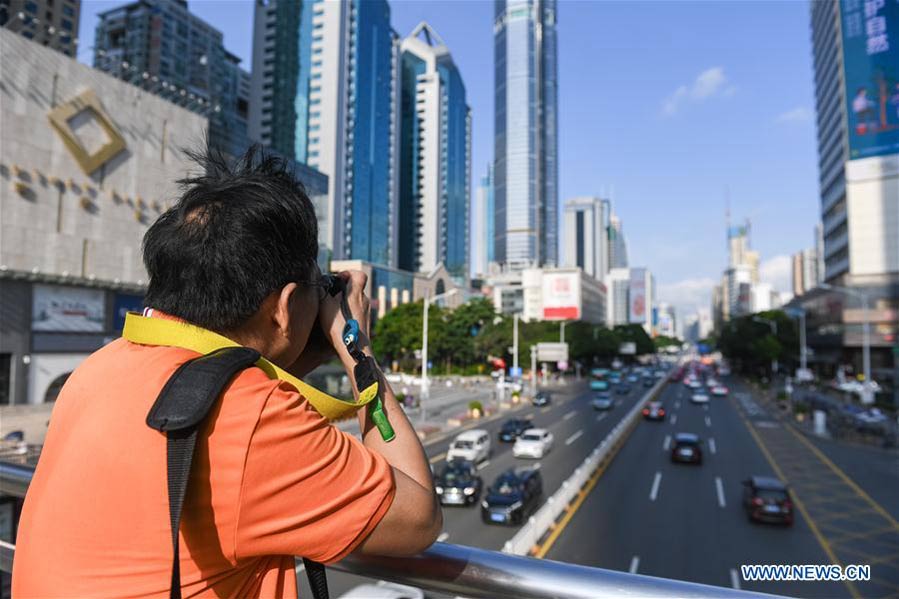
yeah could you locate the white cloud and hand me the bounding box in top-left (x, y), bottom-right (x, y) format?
top-left (759, 254), bottom-right (792, 295)
top-left (656, 276), bottom-right (717, 318)
top-left (776, 106), bottom-right (813, 124)
top-left (662, 67), bottom-right (733, 116)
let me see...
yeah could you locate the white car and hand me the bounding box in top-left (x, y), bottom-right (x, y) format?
top-left (689, 380), bottom-right (703, 390)
top-left (513, 428), bottom-right (554, 459)
top-left (711, 385), bottom-right (729, 397)
top-left (339, 581), bottom-right (424, 599)
top-left (447, 429), bottom-right (491, 463)
top-left (691, 392), bottom-right (710, 404)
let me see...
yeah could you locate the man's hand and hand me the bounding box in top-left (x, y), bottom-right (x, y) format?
top-left (318, 271), bottom-right (372, 371)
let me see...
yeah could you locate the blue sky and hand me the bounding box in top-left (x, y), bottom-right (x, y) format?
top-left (79, 0), bottom-right (822, 318)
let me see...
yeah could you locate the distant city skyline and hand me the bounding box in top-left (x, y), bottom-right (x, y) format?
top-left (78, 0), bottom-right (821, 318)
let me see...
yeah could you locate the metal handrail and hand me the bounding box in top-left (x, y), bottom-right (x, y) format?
top-left (0, 463), bottom-right (774, 598)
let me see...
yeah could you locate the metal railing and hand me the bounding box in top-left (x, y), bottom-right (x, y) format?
top-left (0, 462), bottom-right (775, 598)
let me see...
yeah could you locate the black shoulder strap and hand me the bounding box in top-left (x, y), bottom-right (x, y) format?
top-left (146, 346), bottom-right (329, 599)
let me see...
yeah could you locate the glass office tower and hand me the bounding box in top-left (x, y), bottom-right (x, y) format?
top-left (399, 23), bottom-right (471, 283)
top-left (251, 0), bottom-right (400, 266)
top-left (493, 0), bottom-right (558, 268)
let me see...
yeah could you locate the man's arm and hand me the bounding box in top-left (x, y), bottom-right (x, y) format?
top-left (324, 272), bottom-right (442, 556)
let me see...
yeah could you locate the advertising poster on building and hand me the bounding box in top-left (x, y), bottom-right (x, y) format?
top-left (32, 285), bottom-right (105, 332)
top-left (113, 293), bottom-right (145, 331)
top-left (629, 268), bottom-right (646, 324)
top-left (840, 0), bottom-right (899, 160)
top-left (542, 272), bottom-right (580, 320)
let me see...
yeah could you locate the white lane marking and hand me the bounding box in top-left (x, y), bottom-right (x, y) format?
top-left (429, 452), bottom-right (446, 464)
top-left (437, 531), bottom-right (450, 542)
top-left (705, 416), bottom-right (712, 427)
top-left (709, 438), bottom-right (717, 455)
top-left (674, 401), bottom-right (680, 409)
top-left (477, 460), bottom-right (491, 471)
top-left (670, 414), bottom-right (678, 425)
top-left (596, 413), bottom-right (607, 423)
top-left (629, 555), bottom-right (640, 574)
top-left (716, 477), bottom-right (726, 508)
top-left (649, 472), bottom-right (662, 501)
top-left (563, 409), bottom-right (577, 421)
top-left (565, 430), bottom-right (583, 446)
top-left (663, 435), bottom-right (671, 451)
top-left (730, 568), bottom-right (741, 589)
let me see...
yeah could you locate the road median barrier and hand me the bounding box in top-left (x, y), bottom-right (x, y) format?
top-left (502, 376), bottom-right (669, 557)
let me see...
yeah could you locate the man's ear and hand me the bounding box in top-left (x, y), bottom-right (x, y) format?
top-left (273, 282), bottom-right (299, 338)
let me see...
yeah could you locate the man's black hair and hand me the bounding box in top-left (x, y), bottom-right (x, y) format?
top-left (142, 144), bottom-right (319, 332)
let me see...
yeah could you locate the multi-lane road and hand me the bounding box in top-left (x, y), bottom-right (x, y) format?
top-left (304, 372), bottom-right (899, 598)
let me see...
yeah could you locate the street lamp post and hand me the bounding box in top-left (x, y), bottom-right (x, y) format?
top-left (784, 307), bottom-right (808, 376)
top-left (560, 321), bottom-right (568, 344)
top-left (421, 288), bottom-right (459, 422)
top-left (820, 283), bottom-right (873, 404)
top-left (752, 316), bottom-right (779, 377)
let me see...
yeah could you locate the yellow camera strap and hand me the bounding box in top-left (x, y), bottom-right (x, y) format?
top-left (122, 312), bottom-right (374, 421)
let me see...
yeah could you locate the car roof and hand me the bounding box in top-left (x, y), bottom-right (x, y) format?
top-left (751, 476), bottom-right (787, 490)
top-left (521, 427), bottom-right (548, 435)
top-left (455, 429), bottom-right (488, 440)
top-left (648, 401), bottom-right (663, 407)
top-left (674, 433), bottom-right (700, 442)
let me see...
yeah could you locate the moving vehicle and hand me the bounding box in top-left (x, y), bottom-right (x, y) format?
top-left (671, 433), bottom-right (703, 464)
top-left (532, 391), bottom-right (551, 406)
top-left (688, 379), bottom-right (703, 390)
top-left (498, 418), bottom-right (534, 442)
top-left (742, 476), bottom-right (794, 525)
top-left (616, 383), bottom-right (631, 395)
top-left (711, 385), bottom-right (729, 397)
top-left (592, 393), bottom-right (614, 410)
top-left (642, 401), bottom-right (666, 421)
top-left (626, 374), bottom-right (639, 383)
top-left (434, 461), bottom-right (483, 506)
top-left (589, 379), bottom-right (609, 391)
top-left (690, 392), bottom-right (710, 404)
top-left (447, 429), bottom-right (491, 463)
top-left (642, 377), bottom-right (655, 388)
top-left (513, 428), bottom-right (554, 458)
top-left (339, 581), bottom-right (424, 599)
top-left (481, 467), bottom-right (543, 525)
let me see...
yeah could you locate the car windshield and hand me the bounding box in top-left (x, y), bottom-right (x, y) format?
top-left (453, 440), bottom-right (473, 450)
top-left (520, 433), bottom-right (542, 442)
top-left (440, 466), bottom-right (471, 483)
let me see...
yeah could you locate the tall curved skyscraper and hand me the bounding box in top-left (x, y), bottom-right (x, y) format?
top-left (493, 0), bottom-right (559, 269)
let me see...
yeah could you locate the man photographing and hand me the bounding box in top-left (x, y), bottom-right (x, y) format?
top-left (12, 146), bottom-right (442, 597)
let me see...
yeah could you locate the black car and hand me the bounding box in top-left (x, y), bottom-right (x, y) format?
top-left (670, 433), bottom-right (703, 464)
top-left (742, 476), bottom-right (794, 525)
top-left (499, 418), bottom-right (534, 442)
top-left (481, 467), bottom-right (543, 525)
top-left (615, 384), bottom-right (631, 395)
top-left (532, 391), bottom-right (551, 406)
top-left (642, 377), bottom-right (655, 388)
top-left (434, 461), bottom-right (483, 506)
top-left (642, 401), bottom-right (666, 421)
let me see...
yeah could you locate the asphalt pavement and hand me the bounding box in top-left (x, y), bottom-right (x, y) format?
top-left (543, 378), bottom-right (851, 598)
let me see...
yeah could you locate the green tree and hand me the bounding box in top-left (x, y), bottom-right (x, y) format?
top-left (614, 324), bottom-right (654, 355)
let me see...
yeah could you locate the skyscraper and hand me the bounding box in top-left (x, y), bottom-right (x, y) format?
top-left (250, 0), bottom-right (401, 266)
top-left (562, 197), bottom-right (610, 281)
top-left (608, 213), bottom-right (628, 269)
top-left (398, 22), bottom-right (471, 283)
top-left (93, 0), bottom-right (249, 158)
top-left (471, 165), bottom-right (495, 279)
top-left (1, 0), bottom-right (80, 57)
top-left (810, 0), bottom-right (898, 284)
top-left (493, 0), bottom-right (558, 269)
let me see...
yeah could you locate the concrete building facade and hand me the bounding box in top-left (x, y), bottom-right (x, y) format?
top-left (562, 196), bottom-right (610, 282)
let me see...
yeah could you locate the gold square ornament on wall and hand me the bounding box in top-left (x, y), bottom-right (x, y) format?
top-left (47, 89), bottom-right (127, 175)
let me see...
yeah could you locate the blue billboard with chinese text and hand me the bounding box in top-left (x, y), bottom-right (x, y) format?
top-left (840, 0), bottom-right (899, 160)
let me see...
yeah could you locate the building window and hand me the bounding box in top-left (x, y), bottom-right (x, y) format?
top-left (0, 354), bottom-right (10, 406)
top-left (61, 18), bottom-right (73, 31)
top-left (25, 1), bottom-right (38, 14)
top-left (62, 4), bottom-right (75, 17)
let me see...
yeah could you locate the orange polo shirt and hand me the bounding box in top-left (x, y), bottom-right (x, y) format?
top-left (12, 328), bottom-right (395, 597)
